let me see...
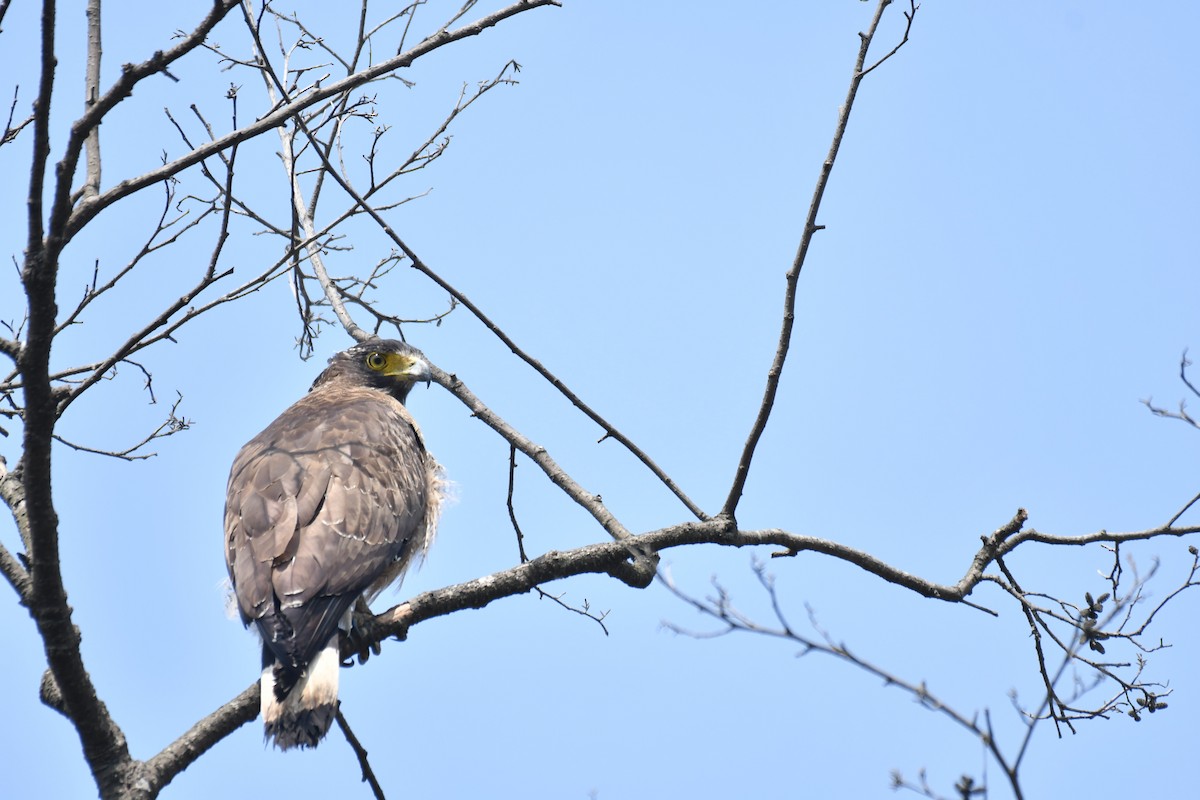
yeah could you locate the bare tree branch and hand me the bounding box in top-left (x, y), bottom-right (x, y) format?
top-left (335, 707), bottom-right (387, 800)
top-left (52, 391), bottom-right (191, 461)
top-left (1142, 350), bottom-right (1200, 432)
top-left (723, 0), bottom-right (919, 518)
top-left (660, 540), bottom-right (1191, 800)
top-left (2, 86), bottom-right (35, 148)
top-left (79, 0), bottom-right (102, 203)
top-left (860, 0), bottom-right (919, 78)
top-left (51, 0), bottom-right (242, 253)
top-left (137, 684), bottom-right (259, 799)
top-left (347, 512), bottom-right (1200, 658)
top-left (18, 1), bottom-right (142, 793)
top-left (0, 335), bottom-right (19, 361)
top-left (64, 0), bottom-right (563, 242)
top-left (507, 444), bottom-right (611, 633)
top-left (0, 456), bottom-right (31, 602)
top-left (431, 363), bottom-right (637, 543)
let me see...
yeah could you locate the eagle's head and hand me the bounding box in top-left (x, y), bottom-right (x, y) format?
top-left (315, 339), bottom-right (431, 403)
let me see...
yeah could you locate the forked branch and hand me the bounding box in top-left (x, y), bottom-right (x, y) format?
top-left (723, 0), bottom-right (919, 517)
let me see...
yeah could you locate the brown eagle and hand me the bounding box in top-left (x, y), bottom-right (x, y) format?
top-left (224, 339), bottom-right (441, 749)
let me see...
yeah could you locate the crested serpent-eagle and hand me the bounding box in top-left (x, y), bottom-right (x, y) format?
top-left (224, 339), bottom-right (442, 749)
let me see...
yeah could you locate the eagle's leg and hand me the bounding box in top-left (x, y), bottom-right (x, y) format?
top-left (342, 597), bottom-right (384, 666)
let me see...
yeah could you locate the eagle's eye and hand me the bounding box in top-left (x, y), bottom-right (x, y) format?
top-left (365, 352), bottom-right (388, 371)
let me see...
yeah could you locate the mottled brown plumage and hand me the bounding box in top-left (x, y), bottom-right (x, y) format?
top-left (224, 339), bottom-right (440, 749)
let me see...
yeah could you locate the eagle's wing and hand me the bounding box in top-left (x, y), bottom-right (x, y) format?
top-left (224, 384), bottom-right (430, 678)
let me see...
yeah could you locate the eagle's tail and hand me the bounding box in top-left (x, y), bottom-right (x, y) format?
top-left (261, 637), bottom-right (339, 749)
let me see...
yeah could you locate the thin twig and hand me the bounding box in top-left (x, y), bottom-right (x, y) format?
top-left (507, 444), bottom-right (611, 633)
top-left (335, 707), bottom-right (387, 800)
top-left (859, 0), bottom-right (919, 78)
top-left (64, 0), bottom-right (563, 241)
top-left (508, 444), bottom-right (531, 562)
top-left (723, 0), bottom-right (918, 517)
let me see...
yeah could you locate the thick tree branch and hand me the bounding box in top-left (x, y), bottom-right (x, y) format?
top-left (135, 685), bottom-right (259, 800)
top-left (80, 0), bottom-right (102, 203)
top-left (26, 0), bottom-right (56, 256)
top-left (165, 430), bottom-right (1198, 789)
top-left (19, 1), bottom-right (137, 795)
top-left (363, 524), bottom-right (683, 646)
top-left (0, 336), bottom-right (20, 362)
top-left (0, 457), bottom-right (32, 603)
top-left (349, 513), bottom-right (1200, 655)
top-left (14, 5), bottom-right (271, 796)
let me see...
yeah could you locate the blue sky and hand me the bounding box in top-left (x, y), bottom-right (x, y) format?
top-left (2, 2), bottom-right (1198, 798)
